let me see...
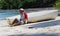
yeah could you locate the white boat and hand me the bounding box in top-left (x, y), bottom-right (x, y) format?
top-left (6, 10), bottom-right (58, 23)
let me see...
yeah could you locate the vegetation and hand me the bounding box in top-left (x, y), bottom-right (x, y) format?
top-left (55, 0), bottom-right (60, 10)
top-left (0, 0), bottom-right (57, 9)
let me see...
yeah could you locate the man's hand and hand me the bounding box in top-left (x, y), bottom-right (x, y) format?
top-left (24, 19), bottom-right (28, 24)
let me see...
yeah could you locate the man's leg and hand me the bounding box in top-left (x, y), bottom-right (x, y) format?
top-left (11, 21), bottom-right (21, 26)
top-left (12, 18), bottom-right (19, 24)
top-left (10, 18), bottom-right (19, 27)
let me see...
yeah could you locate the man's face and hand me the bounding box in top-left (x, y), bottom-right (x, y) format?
top-left (20, 10), bottom-right (24, 14)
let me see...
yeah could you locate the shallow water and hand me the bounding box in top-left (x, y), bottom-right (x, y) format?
top-left (0, 8), bottom-right (56, 18)
top-left (0, 10), bottom-right (31, 19)
top-left (0, 10), bottom-right (19, 18)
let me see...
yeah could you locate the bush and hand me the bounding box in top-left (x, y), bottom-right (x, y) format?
top-left (0, 0), bottom-right (56, 9)
top-left (55, 0), bottom-right (60, 8)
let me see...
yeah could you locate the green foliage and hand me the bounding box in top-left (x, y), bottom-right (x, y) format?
top-left (22, 0), bottom-right (56, 8)
top-left (55, 0), bottom-right (60, 11)
top-left (55, 0), bottom-right (60, 9)
top-left (0, 0), bottom-right (56, 9)
top-left (0, 0), bottom-right (3, 9)
top-left (0, 0), bottom-right (22, 9)
top-left (56, 2), bottom-right (60, 8)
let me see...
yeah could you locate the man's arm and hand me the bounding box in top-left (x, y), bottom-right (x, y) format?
top-left (24, 12), bottom-right (28, 24)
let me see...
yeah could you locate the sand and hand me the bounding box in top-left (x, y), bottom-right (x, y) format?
top-left (0, 16), bottom-right (60, 36)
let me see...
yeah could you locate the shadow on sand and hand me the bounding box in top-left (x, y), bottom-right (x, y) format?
top-left (8, 20), bottom-right (60, 36)
top-left (8, 33), bottom-right (59, 36)
top-left (27, 20), bottom-right (60, 28)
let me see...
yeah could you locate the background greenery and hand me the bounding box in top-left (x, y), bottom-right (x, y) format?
top-left (55, 0), bottom-right (60, 11)
top-left (0, 0), bottom-right (59, 9)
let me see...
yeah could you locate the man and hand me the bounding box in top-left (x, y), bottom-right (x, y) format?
top-left (9, 8), bottom-right (28, 27)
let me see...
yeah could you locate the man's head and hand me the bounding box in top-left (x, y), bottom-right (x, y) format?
top-left (19, 8), bottom-right (24, 14)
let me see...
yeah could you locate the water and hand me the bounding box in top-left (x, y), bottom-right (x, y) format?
top-left (0, 10), bottom-right (19, 18)
top-left (0, 10), bottom-right (31, 19)
top-left (0, 8), bottom-right (56, 19)
top-left (0, 9), bottom-right (39, 18)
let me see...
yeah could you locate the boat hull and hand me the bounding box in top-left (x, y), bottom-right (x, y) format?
top-left (7, 10), bottom-right (58, 22)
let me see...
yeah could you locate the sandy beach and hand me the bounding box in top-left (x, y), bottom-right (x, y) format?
top-left (0, 16), bottom-right (60, 36)
top-left (0, 0), bottom-right (60, 35)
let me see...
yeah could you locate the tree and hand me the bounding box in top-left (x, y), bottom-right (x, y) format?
top-left (22, 0), bottom-right (56, 8)
top-left (55, 0), bottom-right (60, 8)
top-left (0, 0), bottom-right (56, 9)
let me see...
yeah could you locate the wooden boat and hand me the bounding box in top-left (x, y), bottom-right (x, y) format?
top-left (6, 10), bottom-right (58, 23)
